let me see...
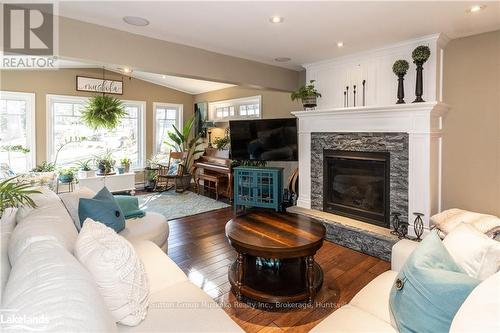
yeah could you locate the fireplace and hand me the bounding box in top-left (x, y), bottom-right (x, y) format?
top-left (323, 150), bottom-right (390, 228)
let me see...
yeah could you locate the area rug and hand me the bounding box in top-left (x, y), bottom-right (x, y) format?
top-left (138, 190), bottom-right (230, 220)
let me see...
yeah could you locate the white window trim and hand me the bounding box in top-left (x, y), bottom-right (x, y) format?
top-left (152, 102), bottom-right (183, 155)
top-left (0, 91), bottom-right (36, 171)
top-left (46, 94), bottom-right (146, 169)
top-left (208, 95), bottom-right (262, 122)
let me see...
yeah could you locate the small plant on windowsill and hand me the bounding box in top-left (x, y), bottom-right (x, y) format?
top-left (76, 159), bottom-right (95, 179)
top-left (291, 80), bottom-right (322, 109)
top-left (94, 150), bottom-right (116, 175)
top-left (120, 157), bottom-right (132, 173)
top-left (58, 168), bottom-right (76, 184)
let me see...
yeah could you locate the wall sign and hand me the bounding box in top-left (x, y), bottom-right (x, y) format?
top-left (76, 76), bottom-right (123, 95)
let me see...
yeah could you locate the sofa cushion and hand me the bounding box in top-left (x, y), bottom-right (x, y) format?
top-left (2, 239), bottom-right (117, 332)
top-left (15, 186), bottom-right (61, 222)
top-left (450, 271), bottom-right (500, 333)
top-left (8, 206), bottom-right (78, 265)
top-left (1, 208), bottom-right (17, 302)
top-left (132, 240), bottom-right (187, 293)
top-left (117, 281), bottom-right (243, 333)
top-left (310, 304), bottom-right (397, 333)
top-left (75, 219), bottom-right (149, 326)
top-left (443, 223), bottom-right (500, 280)
top-left (59, 187), bottom-right (96, 230)
top-left (79, 187), bottom-right (126, 233)
top-left (119, 212), bottom-right (169, 252)
top-left (350, 270), bottom-right (398, 324)
top-left (389, 231), bottom-right (480, 333)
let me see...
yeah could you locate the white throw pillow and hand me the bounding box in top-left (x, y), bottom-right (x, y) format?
top-left (59, 187), bottom-right (96, 230)
top-left (450, 271), bottom-right (500, 333)
top-left (432, 208), bottom-right (500, 237)
top-left (443, 223), bottom-right (500, 280)
top-left (75, 218), bottom-right (150, 326)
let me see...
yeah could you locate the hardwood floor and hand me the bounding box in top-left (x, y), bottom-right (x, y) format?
top-left (167, 207), bottom-right (391, 333)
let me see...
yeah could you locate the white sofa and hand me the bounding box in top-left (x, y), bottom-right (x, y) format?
top-left (311, 239), bottom-right (500, 333)
top-left (0, 188), bottom-right (243, 332)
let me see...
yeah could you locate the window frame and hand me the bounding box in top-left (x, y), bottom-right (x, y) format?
top-left (46, 94), bottom-right (146, 170)
top-left (0, 90), bottom-right (36, 171)
top-left (208, 95), bottom-right (262, 122)
top-left (152, 102), bottom-right (183, 155)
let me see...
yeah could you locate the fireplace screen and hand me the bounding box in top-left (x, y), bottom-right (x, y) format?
top-left (323, 150), bottom-right (390, 228)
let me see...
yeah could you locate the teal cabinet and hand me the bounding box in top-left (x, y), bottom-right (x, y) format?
top-left (233, 166), bottom-right (283, 212)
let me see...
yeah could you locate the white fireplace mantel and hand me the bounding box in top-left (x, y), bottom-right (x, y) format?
top-left (292, 101), bottom-right (449, 234)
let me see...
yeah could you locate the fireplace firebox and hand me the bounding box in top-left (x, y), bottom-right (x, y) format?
top-left (323, 150), bottom-right (390, 228)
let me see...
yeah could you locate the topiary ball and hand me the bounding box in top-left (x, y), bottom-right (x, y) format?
top-left (412, 45), bottom-right (431, 64)
top-left (393, 60), bottom-right (410, 76)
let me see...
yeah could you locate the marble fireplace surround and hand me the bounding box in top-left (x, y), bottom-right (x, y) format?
top-left (291, 102), bottom-right (449, 241)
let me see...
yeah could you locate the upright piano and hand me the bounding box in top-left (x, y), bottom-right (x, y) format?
top-left (193, 148), bottom-right (233, 200)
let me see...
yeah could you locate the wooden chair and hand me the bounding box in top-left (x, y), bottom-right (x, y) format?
top-left (154, 151), bottom-right (188, 191)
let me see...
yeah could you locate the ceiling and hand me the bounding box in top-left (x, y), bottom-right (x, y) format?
top-left (57, 59), bottom-right (235, 94)
top-left (58, 1), bottom-right (500, 70)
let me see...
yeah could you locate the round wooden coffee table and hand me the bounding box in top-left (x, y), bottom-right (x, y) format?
top-left (226, 211), bottom-right (326, 304)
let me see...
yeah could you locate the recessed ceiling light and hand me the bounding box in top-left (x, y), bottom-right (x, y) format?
top-left (269, 16), bottom-right (284, 24)
top-left (274, 57), bottom-right (291, 62)
top-left (337, 41), bottom-right (344, 47)
top-left (467, 5), bottom-right (486, 13)
top-left (162, 75), bottom-right (166, 79)
top-left (123, 16), bottom-right (150, 26)
top-left (121, 67), bottom-right (132, 74)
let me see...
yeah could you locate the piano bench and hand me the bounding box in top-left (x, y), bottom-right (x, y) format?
top-left (195, 173), bottom-right (225, 201)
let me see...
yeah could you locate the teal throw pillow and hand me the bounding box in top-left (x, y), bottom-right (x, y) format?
top-left (78, 187), bottom-right (125, 233)
top-left (114, 195), bottom-right (145, 219)
top-left (389, 231), bottom-right (480, 333)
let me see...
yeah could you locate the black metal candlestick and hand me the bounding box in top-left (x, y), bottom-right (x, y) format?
top-left (353, 85), bottom-right (357, 107)
top-left (344, 91), bottom-right (347, 107)
top-left (413, 61), bottom-right (425, 103)
top-left (346, 86), bottom-right (349, 107)
top-left (397, 74), bottom-right (405, 104)
top-left (413, 212), bottom-right (424, 241)
top-left (362, 80), bottom-right (366, 106)
top-left (390, 212), bottom-right (401, 236)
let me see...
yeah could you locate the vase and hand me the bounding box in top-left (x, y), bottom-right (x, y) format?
top-left (413, 61), bottom-right (425, 103)
top-left (302, 96), bottom-right (317, 109)
top-left (396, 74), bottom-right (405, 104)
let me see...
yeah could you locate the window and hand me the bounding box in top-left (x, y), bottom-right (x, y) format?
top-left (47, 95), bottom-right (145, 169)
top-left (0, 91), bottom-right (35, 172)
top-left (154, 103), bottom-right (182, 155)
top-left (208, 95), bottom-right (261, 122)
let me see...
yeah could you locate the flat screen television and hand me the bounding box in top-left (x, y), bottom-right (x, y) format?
top-left (229, 118), bottom-right (298, 161)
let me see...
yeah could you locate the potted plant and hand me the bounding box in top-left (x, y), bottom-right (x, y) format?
top-left (144, 154), bottom-right (162, 191)
top-left (0, 176), bottom-right (40, 219)
top-left (213, 136), bottom-right (230, 150)
top-left (291, 80), bottom-right (322, 108)
top-left (392, 59), bottom-right (410, 104)
top-left (411, 45), bottom-right (431, 103)
top-left (58, 168), bottom-right (76, 183)
top-left (120, 157), bottom-right (131, 173)
top-left (81, 95), bottom-right (126, 130)
top-left (164, 115), bottom-right (204, 191)
top-left (76, 159), bottom-right (95, 178)
top-left (95, 151), bottom-right (116, 175)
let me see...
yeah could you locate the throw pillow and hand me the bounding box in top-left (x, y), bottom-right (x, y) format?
top-left (114, 195), bottom-right (145, 219)
top-left (75, 218), bottom-right (149, 326)
top-left (389, 231), bottom-right (480, 333)
top-left (431, 208), bottom-right (500, 238)
top-left (443, 223), bottom-right (500, 280)
top-left (78, 187), bottom-right (125, 232)
top-left (167, 160), bottom-right (180, 176)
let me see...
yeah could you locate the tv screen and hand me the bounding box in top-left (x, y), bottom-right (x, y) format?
top-left (229, 118), bottom-right (298, 161)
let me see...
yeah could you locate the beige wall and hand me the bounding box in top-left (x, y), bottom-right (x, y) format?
top-left (442, 30), bottom-right (500, 216)
top-left (0, 68), bottom-right (194, 165)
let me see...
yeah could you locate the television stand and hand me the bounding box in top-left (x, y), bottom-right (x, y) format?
top-left (233, 166), bottom-right (283, 213)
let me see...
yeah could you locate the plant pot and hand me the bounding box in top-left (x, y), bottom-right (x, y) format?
top-left (122, 165), bottom-right (130, 173)
top-left (175, 174), bottom-right (192, 193)
top-left (58, 175), bottom-right (74, 183)
top-left (302, 96), bottom-right (317, 109)
top-left (78, 170), bottom-right (95, 179)
top-left (117, 167), bottom-right (125, 174)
